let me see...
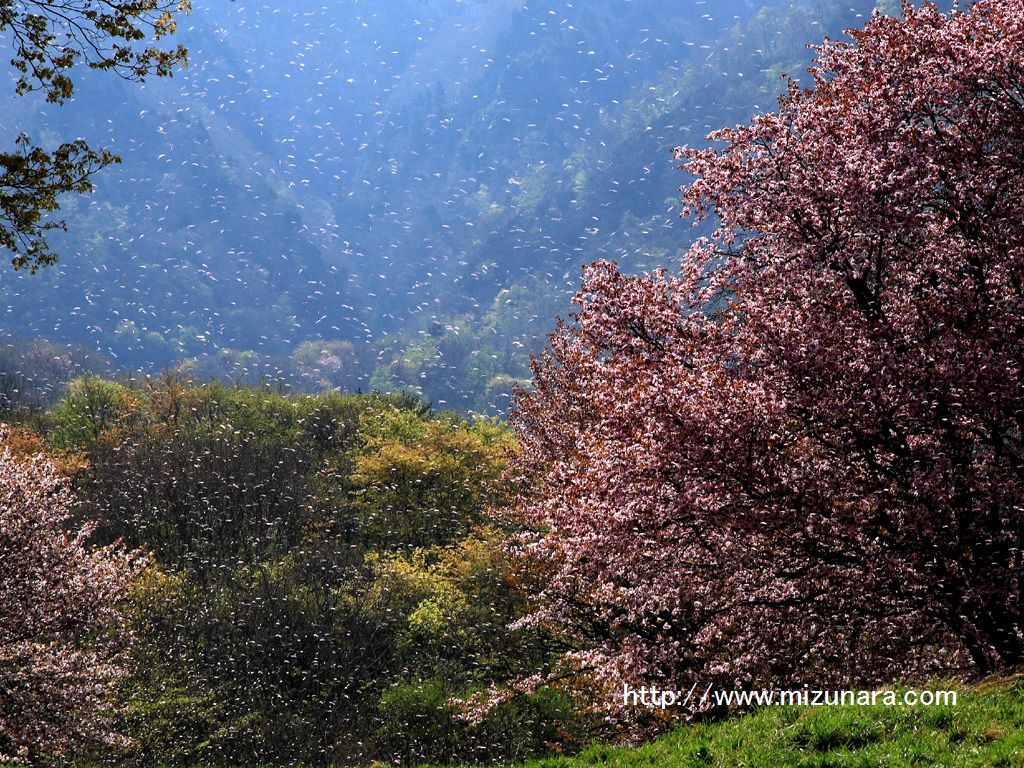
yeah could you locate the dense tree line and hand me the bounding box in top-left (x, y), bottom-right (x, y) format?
top-left (2, 379), bottom-right (582, 766)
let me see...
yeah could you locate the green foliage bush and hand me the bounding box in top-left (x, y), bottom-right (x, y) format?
top-left (46, 376), bottom-right (143, 449)
top-left (38, 376), bottom-right (566, 767)
top-left (377, 681), bottom-right (581, 766)
top-left (378, 680), bottom-right (470, 765)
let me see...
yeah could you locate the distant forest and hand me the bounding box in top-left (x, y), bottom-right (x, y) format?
top-left (2, 0), bottom-right (890, 412)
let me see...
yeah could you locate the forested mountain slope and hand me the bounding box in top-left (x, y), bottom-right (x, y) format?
top-left (1, 0), bottom-right (886, 411)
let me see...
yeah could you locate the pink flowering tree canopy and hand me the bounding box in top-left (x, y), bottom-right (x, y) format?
top-left (0, 428), bottom-right (144, 762)
top-left (508, 0), bottom-right (1024, 727)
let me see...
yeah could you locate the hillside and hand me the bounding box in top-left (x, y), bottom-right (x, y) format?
top-left (474, 679), bottom-right (1024, 768)
top-left (0, 0), bottom-right (886, 411)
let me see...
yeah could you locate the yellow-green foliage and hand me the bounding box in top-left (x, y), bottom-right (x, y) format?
top-left (46, 375), bottom-right (144, 448)
top-left (351, 414), bottom-right (513, 550)
top-left (42, 376), bottom-right (558, 766)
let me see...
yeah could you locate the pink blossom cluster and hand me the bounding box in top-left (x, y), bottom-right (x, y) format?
top-left (0, 428), bottom-right (144, 761)
top-left (508, 0), bottom-right (1024, 728)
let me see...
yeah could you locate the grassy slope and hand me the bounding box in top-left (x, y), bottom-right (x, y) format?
top-left (509, 677), bottom-right (1024, 768)
top-left (8, 680), bottom-right (1021, 767)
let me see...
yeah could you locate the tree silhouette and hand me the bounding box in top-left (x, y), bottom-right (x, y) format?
top-left (0, 0), bottom-right (189, 271)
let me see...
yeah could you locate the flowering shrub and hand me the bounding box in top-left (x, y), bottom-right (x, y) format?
top-left (0, 427), bottom-right (144, 762)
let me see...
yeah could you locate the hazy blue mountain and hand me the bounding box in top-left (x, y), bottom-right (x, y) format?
top-left (0, 0), bottom-right (884, 410)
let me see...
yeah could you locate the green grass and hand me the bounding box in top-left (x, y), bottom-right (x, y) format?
top-left (473, 676), bottom-right (1024, 768)
top-left (7, 678), bottom-right (1023, 768)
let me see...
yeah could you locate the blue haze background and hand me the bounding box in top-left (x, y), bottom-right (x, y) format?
top-left (0, 0), bottom-right (884, 411)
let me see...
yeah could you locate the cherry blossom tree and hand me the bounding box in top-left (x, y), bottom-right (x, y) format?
top-left (0, 427), bottom-right (144, 762)
top-left (508, 0), bottom-right (1024, 726)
